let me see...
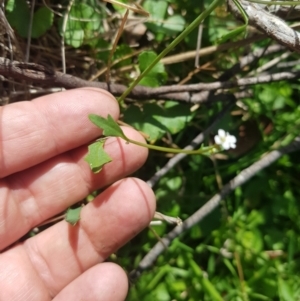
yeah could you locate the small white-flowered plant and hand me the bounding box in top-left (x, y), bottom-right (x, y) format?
top-left (214, 129), bottom-right (237, 150)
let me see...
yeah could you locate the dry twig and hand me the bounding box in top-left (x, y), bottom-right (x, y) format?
top-left (0, 54), bottom-right (298, 103)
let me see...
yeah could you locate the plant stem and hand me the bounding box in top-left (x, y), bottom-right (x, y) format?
top-left (126, 138), bottom-right (217, 154)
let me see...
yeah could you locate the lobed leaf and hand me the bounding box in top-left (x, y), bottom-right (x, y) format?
top-left (32, 7), bottom-right (54, 38)
top-left (84, 139), bottom-right (112, 173)
top-left (65, 207), bottom-right (82, 226)
top-left (88, 114), bottom-right (127, 139)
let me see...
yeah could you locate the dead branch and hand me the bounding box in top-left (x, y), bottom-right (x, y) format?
top-left (228, 0), bottom-right (300, 53)
top-left (0, 55), bottom-right (298, 103)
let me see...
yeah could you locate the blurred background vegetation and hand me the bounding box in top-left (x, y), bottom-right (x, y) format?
top-left (2, 0), bottom-right (300, 300)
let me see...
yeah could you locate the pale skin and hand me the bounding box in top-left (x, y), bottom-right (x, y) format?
top-left (0, 88), bottom-right (156, 301)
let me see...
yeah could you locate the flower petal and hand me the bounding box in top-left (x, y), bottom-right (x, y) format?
top-left (218, 129), bottom-right (226, 138)
top-left (214, 135), bottom-right (221, 145)
top-left (222, 141), bottom-right (230, 150)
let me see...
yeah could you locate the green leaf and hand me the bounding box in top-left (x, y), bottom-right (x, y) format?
top-left (60, 3), bottom-right (102, 48)
top-left (278, 277), bottom-right (294, 301)
top-left (65, 207), bottom-right (82, 226)
top-left (88, 114), bottom-right (127, 139)
top-left (85, 139), bottom-right (112, 173)
top-left (143, 0), bottom-right (167, 20)
top-left (143, 1), bottom-right (185, 37)
top-left (112, 0), bottom-right (128, 13)
top-left (161, 15), bottom-right (185, 34)
top-left (139, 77), bottom-right (159, 87)
top-left (64, 29), bottom-right (84, 48)
top-left (138, 51), bottom-right (167, 87)
top-left (32, 7), bottom-right (53, 38)
top-left (139, 51), bottom-right (164, 74)
top-left (6, 1), bottom-right (53, 38)
top-left (112, 44), bottom-right (133, 68)
top-left (147, 15), bottom-right (185, 36)
top-left (6, 0), bottom-right (15, 12)
top-left (123, 102), bottom-right (193, 142)
top-left (139, 71), bottom-right (167, 87)
top-left (6, 0), bottom-right (30, 38)
top-left (239, 229), bottom-right (263, 253)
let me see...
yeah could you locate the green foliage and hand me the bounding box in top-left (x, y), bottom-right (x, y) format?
top-left (85, 115), bottom-right (128, 172)
top-left (6, 0), bottom-right (53, 38)
top-left (59, 2), bottom-right (103, 48)
top-left (143, 0), bottom-right (185, 39)
top-left (32, 7), bottom-right (53, 38)
top-left (65, 207), bottom-right (82, 226)
top-left (84, 139), bottom-right (112, 173)
top-left (88, 114), bottom-right (127, 139)
top-left (112, 44), bottom-right (133, 68)
top-left (138, 51), bottom-right (167, 87)
top-left (123, 102), bottom-right (193, 142)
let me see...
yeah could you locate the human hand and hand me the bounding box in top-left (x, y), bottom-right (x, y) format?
top-left (0, 88), bottom-right (156, 301)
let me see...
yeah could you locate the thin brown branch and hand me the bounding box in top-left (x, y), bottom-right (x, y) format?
top-left (106, 9), bottom-right (129, 84)
top-left (0, 54), bottom-right (298, 103)
top-left (161, 34), bottom-right (265, 65)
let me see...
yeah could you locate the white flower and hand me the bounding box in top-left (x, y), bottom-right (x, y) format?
top-left (214, 129), bottom-right (237, 150)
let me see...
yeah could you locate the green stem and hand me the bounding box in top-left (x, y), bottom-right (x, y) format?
top-left (126, 138), bottom-right (217, 154)
top-left (118, 0), bottom-right (222, 102)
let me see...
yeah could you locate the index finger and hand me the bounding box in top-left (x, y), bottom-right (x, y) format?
top-left (0, 88), bottom-right (119, 178)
